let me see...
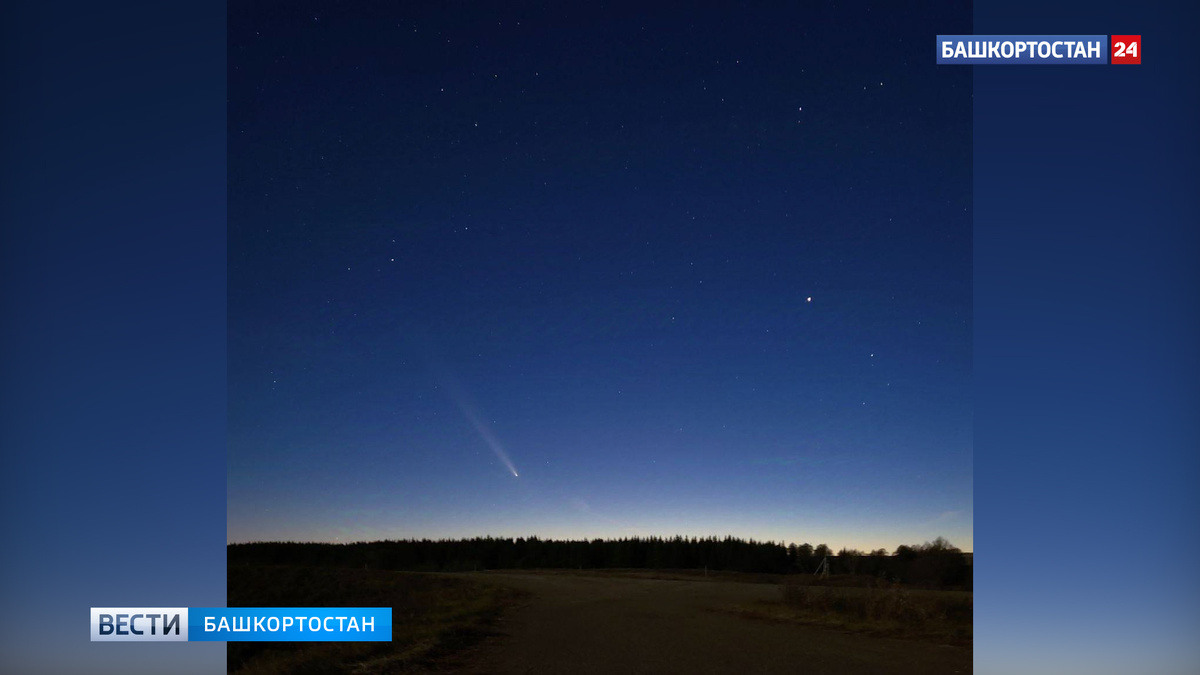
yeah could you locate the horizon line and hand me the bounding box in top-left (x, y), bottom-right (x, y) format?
top-left (227, 533), bottom-right (972, 554)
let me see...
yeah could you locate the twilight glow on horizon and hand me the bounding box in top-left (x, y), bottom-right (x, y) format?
top-left (227, 3), bottom-right (973, 553)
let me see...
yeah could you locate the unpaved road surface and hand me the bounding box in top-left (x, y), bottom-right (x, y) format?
top-left (446, 572), bottom-right (971, 675)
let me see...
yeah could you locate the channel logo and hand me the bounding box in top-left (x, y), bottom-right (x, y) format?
top-left (936, 35), bottom-right (1142, 65)
top-left (89, 607), bottom-right (392, 642)
top-left (91, 608), bottom-right (188, 642)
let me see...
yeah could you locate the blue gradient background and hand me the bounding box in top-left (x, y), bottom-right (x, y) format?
top-left (0, 1), bottom-right (226, 674)
top-left (974, 2), bottom-right (1200, 674)
top-left (0, 2), bottom-right (1197, 675)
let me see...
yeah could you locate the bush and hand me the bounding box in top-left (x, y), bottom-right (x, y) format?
top-left (778, 577), bottom-right (971, 641)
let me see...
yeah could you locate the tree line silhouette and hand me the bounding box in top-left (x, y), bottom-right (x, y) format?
top-left (229, 535), bottom-right (970, 588)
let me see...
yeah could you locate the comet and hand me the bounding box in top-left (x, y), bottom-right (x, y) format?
top-left (439, 378), bottom-right (520, 478)
top-left (428, 367), bottom-right (521, 478)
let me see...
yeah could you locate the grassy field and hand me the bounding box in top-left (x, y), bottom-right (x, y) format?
top-left (492, 567), bottom-right (789, 585)
top-left (496, 568), bottom-right (970, 644)
top-left (226, 565), bottom-right (525, 674)
top-left (730, 577), bottom-right (972, 645)
top-left (502, 567), bottom-right (967, 591)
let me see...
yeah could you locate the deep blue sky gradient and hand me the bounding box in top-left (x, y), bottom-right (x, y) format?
top-left (227, 2), bottom-right (974, 551)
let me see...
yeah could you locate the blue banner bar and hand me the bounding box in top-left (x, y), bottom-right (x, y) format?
top-left (937, 35), bottom-right (1109, 65)
top-left (187, 608), bottom-right (392, 642)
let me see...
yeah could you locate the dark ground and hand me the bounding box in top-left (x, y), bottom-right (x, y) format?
top-left (438, 571), bottom-right (971, 675)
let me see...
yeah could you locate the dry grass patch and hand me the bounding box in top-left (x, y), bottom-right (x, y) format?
top-left (730, 578), bottom-right (971, 645)
top-left (226, 565), bottom-right (524, 674)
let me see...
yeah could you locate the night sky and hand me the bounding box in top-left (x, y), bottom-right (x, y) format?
top-left (228, 2), bottom-right (973, 552)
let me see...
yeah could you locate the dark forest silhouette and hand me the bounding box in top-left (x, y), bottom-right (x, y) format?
top-left (229, 535), bottom-right (971, 589)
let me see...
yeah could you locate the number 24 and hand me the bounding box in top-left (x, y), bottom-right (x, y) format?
top-left (1114, 41), bottom-right (1138, 58)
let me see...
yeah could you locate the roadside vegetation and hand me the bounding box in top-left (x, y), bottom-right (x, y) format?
top-left (226, 565), bottom-right (524, 674)
top-left (729, 575), bottom-right (972, 645)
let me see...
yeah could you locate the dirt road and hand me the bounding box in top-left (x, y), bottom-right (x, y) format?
top-left (447, 571), bottom-right (971, 675)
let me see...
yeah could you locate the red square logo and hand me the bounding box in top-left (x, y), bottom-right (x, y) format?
top-left (1111, 35), bottom-right (1141, 64)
